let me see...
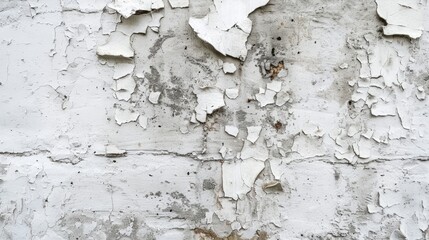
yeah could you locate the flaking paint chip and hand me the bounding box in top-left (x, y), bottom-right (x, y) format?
top-left (375, 0), bottom-right (424, 39)
top-left (222, 159), bottom-right (265, 200)
top-left (416, 86), bottom-right (426, 100)
top-left (255, 88), bottom-right (276, 107)
top-left (138, 115), bottom-right (148, 129)
top-left (225, 125), bottom-right (239, 137)
top-left (266, 81), bottom-right (282, 92)
top-left (108, 0), bottom-right (164, 18)
top-left (95, 144), bottom-right (126, 157)
top-left (275, 91), bottom-right (290, 106)
top-left (223, 62), bottom-right (237, 74)
top-left (194, 88), bottom-right (225, 122)
top-left (113, 62), bottom-right (135, 80)
top-left (246, 126), bottom-right (262, 144)
top-left (112, 75), bottom-right (136, 101)
top-left (240, 140), bottom-right (269, 161)
top-left (105, 144), bottom-right (127, 157)
top-left (168, 0), bottom-right (189, 8)
top-left (117, 12), bottom-right (164, 35)
top-left (148, 91), bottom-right (161, 104)
top-left (115, 109), bottom-right (139, 125)
top-left (339, 63), bottom-right (349, 69)
top-left (96, 32), bottom-right (134, 58)
top-left (189, 0), bottom-right (269, 60)
top-left (219, 145), bottom-right (233, 159)
top-left (225, 88), bottom-right (239, 99)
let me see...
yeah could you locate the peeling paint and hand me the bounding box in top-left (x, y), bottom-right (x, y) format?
top-left (189, 0), bottom-right (269, 60)
top-left (375, 0), bottom-right (425, 39)
top-left (2, 0), bottom-right (429, 239)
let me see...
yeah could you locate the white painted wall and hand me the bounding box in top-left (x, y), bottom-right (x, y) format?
top-left (0, 0), bottom-right (428, 239)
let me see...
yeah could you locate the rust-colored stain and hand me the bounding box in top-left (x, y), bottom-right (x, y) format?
top-left (274, 121), bottom-right (283, 131)
top-left (269, 61), bottom-right (284, 79)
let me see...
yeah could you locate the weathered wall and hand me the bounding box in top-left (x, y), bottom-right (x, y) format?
top-left (1, 0), bottom-right (429, 239)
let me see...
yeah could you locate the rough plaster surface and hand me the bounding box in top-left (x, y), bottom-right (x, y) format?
top-left (1, 0), bottom-right (429, 239)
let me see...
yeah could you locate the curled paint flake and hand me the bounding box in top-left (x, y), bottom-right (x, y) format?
top-left (352, 138), bottom-right (371, 159)
top-left (339, 63), bottom-right (349, 69)
top-left (275, 91), bottom-right (290, 106)
top-left (246, 126), bottom-right (262, 144)
top-left (117, 11), bottom-right (164, 36)
top-left (112, 75), bottom-right (136, 101)
top-left (138, 115), bottom-right (148, 129)
top-left (96, 32), bottom-right (134, 58)
top-left (255, 88), bottom-right (276, 107)
top-left (189, 0), bottom-right (269, 60)
top-left (222, 62), bottom-right (237, 74)
top-left (222, 159), bottom-right (265, 200)
top-left (370, 101), bottom-right (397, 117)
top-left (266, 81), bottom-right (282, 93)
top-left (113, 62), bottom-right (135, 80)
top-left (115, 108), bottom-right (139, 125)
top-left (397, 104), bottom-right (411, 130)
top-left (95, 144), bottom-right (127, 157)
top-left (105, 144), bottom-right (127, 157)
top-left (107, 0), bottom-right (164, 19)
top-left (225, 125), bottom-right (239, 137)
top-left (416, 86), bottom-right (426, 100)
top-left (148, 91), bottom-right (161, 104)
top-left (219, 145), bottom-right (234, 159)
top-left (240, 140), bottom-right (269, 161)
top-left (194, 88), bottom-right (225, 123)
top-left (225, 88), bottom-right (239, 99)
top-left (375, 0), bottom-right (425, 39)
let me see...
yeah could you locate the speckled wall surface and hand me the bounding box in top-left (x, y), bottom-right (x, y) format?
top-left (0, 0), bottom-right (428, 239)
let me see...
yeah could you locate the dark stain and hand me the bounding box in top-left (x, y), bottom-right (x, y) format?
top-left (334, 169), bottom-right (340, 181)
top-left (185, 56), bottom-right (213, 75)
top-left (236, 110), bottom-right (247, 123)
top-left (193, 229), bottom-right (269, 240)
top-left (262, 181), bottom-right (283, 193)
top-left (203, 178), bottom-right (216, 190)
top-left (144, 66), bottom-right (161, 85)
top-left (269, 61), bottom-right (284, 79)
top-left (273, 121), bottom-right (282, 131)
top-left (148, 33), bottom-right (174, 59)
top-left (163, 87), bottom-right (191, 114)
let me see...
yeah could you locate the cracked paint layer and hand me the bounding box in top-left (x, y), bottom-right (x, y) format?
top-left (107, 0), bottom-right (164, 18)
top-left (1, 0), bottom-right (429, 239)
top-left (189, 0), bottom-right (269, 60)
top-left (194, 88), bottom-right (225, 123)
top-left (375, 0), bottom-right (425, 39)
top-left (96, 31), bottom-right (134, 58)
